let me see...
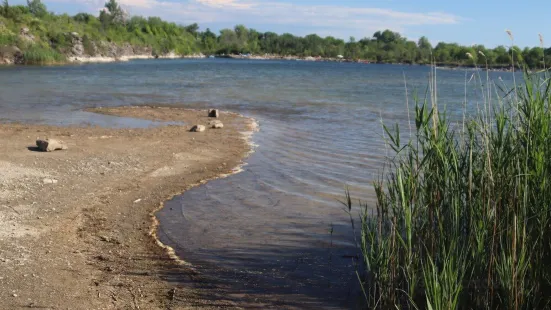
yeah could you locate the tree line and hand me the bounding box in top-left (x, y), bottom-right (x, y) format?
top-left (1, 0), bottom-right (550, 68)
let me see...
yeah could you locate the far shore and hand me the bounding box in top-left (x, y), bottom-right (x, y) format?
top-left (0, 106), bottom-right (261, 308)
top-left (2, 50), bottom-right (518, 72)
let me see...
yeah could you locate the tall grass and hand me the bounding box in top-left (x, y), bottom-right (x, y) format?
top-left (353, 64), bottom-right (551, 308)
top-left (22, 44), bottom-right (66, 64)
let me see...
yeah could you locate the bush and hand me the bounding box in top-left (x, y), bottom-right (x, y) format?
top-left (0, 32), bottom-right (15, 45)
top-left (22, 44), bottom-right (65, 64)
top-left (82, 35), bottom-right (95, 55)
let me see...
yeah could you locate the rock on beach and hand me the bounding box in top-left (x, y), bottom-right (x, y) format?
top-left (190, 125), bottom-right (206, 132)
top-left (208, 109), bottom-right (219, 118)
top-left (209, 120), bottom-right (224, 129)
top-left (36, 139), bottom-right (68, 152)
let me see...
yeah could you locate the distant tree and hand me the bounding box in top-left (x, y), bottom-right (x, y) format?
top-left (126, 15), bottom-right (147, 33)
top-left (26, 0), bottom-right (47, 17)
top-left (234, 24), bottom-right (248, 48)
top-left (73, 12), bottom-right (93, 23)
top-left (510, 46), bottom-right (524, 65)
top-left (247, 28), bottom-right (260, 53)
top-left (103, 0), bottom-right (126, 25)
top-left (345, 38), bottom-right (360, 59)
top-left (304, 34), bottom-right (324, 56)
top-left (1, 0), bottom-right (8, 17)
top-left (494, 45), bottom-right (511, 64)
top-left (200, 28), bottom-right (217, 54)
top-left (374, 30), bottom-right (401, 44)
top-left (523, 47), bottom-right (544, 68)
top-left (99, 9), bottom-right (110, 28)
top-left (184, 23), bottom-right (199, 37)
top-left (218, 28), bottom-right (239, 53)
top-left (417, 36), bottom-right (432, 63)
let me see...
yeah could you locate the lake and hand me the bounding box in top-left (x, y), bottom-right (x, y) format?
top-left (0, 59), bottom-right (516, 308)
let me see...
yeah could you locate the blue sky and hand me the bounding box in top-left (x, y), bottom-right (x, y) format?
top-left (12, 0), bottom-right (551, 47)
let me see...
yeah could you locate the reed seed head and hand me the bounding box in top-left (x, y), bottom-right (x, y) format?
top-left (506, 29), bottom-right (514, 41)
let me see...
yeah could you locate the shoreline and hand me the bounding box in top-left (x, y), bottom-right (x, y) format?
top-left (0, 106), bottom-right (258, 308)
top-left (1, 50), bottom-right (518, 72)
top-left (69, 53), bottom-right (207, 64)
top-left (148, 112), bottom-right (259, 269)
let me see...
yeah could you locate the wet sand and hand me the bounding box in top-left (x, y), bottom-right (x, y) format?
top-left (0, 106), bottom-right (256, 309)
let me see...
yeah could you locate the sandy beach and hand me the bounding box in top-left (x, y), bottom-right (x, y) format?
top-left (0, 106), bottom-right (256, 309)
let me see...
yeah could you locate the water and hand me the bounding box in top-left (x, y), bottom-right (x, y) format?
top-left (0, 59), bottom-right (517, 308)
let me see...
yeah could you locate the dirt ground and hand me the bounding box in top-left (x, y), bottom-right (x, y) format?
top-left (0, 106), bottom-right (256, 309)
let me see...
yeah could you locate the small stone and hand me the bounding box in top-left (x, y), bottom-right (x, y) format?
top-left (12, 293), bottom-right (17, 297)
top-left (209, 120), bottom-right (224, 129)
top-left (208, 109), bottom-right (219, 118)
top-left (190, 125), bottom-right (206, 132)
top-left (42, 178), bottom-right (58, 184)
top-left (36, 139), bottom-right (68, 152)
top-left (95, 255), bottom-right (109, 261)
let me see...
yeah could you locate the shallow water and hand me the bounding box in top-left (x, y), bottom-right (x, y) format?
top-left (0, 59), bottom-right (518, 308)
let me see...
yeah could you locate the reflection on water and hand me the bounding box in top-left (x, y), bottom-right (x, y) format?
top-left (0, 60), bottom-right (518, 308)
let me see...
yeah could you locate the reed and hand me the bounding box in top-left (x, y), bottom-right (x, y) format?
top-left (352, 43), bottom-right (551, 309)
top-left (22, 44), bottom-right (66, 64)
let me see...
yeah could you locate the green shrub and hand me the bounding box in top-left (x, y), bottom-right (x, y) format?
top-left (82, 34), bottom-right (95, 55)
top-left (22, 44), bottom-right (65, 64)
top-left (0, 32), bottom-right (16, 45)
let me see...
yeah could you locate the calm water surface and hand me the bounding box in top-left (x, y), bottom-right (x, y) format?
top-left (0, 59), bottom-right (517, 308)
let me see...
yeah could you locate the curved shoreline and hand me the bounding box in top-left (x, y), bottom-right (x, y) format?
top-left (148, 113), bottom-right (259, 269)
top-left (0, 106), bottom-right (257, 308)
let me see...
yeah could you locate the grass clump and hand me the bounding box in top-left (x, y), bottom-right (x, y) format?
top-left (22, 44), bottom-right (65, 64)
top-left (352, 68), bottom-right (551, 309)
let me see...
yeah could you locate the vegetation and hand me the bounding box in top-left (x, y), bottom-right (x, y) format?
top-left (22, 44), bottom-right (65, 64)
top-left (350, 52), bottom-right (551, 308)
top-left (0, 0), bottom-right (550, 67)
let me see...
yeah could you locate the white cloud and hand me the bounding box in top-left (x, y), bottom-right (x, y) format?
top-left (46, 0), bottom-right (462, 39)
top-left (194, 0), bottom-right (253, 9)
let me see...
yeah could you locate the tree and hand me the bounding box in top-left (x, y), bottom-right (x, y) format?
top-left (218, 28), bottom-right (240, 53)
top-left (73, 12), bottom-right (94, 23)
top-left (200, 28), bottom-right (217, 54)
top-left (103, 0), bottom-right (126, 26)
top-left (184, 23), bottom-right (199, 38)
top-left (523, 47), bottom-right (544, 68)
top-left (99, 9), bottom-right (110, 28)
top-left (494, 45), bottom-right (511, 64)
top-left (374, 30), bottom-right (401, 44)
top-left (26, 0), bottom-right (46, 17)
top-left (247, 28), bottom-right (260, 53)
top-left (1, 0), bottom-right (8, 17)
top-left (234, 24), bottom-right (248, 51)
top-left (417, 36), bottom-right (432, 63)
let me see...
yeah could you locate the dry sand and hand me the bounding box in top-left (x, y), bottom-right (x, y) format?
top-left (0, 106), bottom-right (256, 309)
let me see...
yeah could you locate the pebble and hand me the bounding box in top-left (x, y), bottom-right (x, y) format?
top-left (42, 178), bottom-right (58, 184)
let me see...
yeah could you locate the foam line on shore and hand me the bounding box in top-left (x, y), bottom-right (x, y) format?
top-left (70, 53), bottom-right (206, 64)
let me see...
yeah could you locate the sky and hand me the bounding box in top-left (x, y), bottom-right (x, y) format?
top-left (11, 0), bottom-right (551, 47)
